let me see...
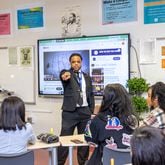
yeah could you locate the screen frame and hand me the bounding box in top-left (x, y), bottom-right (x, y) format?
top-left (37, 33), bottom-right (131, 97)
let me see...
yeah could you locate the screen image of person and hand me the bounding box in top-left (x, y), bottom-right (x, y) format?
top-left (84, 83), bottom-right (138, 165)
top-left (0, 96), bottom-right (36, 154)
top-left (58, 53), bottom-right (95, 165)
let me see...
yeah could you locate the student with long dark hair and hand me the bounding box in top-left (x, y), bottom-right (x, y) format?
top-left (0, 96), bottom-right (36, 154)
top-left (131, 126), bottom-right (165, 165)
top-left (84, 83), bottom-right (138, 164)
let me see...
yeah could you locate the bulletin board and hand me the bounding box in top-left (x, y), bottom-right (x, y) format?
top-left (0, 47), bottom-right (35, 104)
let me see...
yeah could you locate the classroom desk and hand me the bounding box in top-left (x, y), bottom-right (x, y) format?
top-left (59, 134), bottom-right (88, 165)
top-left (28, 140), bottom-right (60, 165)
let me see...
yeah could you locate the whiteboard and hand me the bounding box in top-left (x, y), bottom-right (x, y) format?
top-left (0, 48), bottom-right (35, 104)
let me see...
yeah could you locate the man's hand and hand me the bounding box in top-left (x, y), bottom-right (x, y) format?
top-left (61, 71), bottom-right (71, 81)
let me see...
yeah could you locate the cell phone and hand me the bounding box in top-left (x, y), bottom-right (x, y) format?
top-left (70, 139), bottom-right (83, 144)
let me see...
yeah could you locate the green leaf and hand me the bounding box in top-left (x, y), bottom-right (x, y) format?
top-left (126, 77), bottom-right (149, 96)
top-left (132, 96), bottom-right (149, 114)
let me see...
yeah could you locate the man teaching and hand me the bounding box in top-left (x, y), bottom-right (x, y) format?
top-left (58, 53), bottom-right (95, 165)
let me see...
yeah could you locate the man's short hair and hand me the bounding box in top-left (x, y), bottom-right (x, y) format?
top-left (69, 53), bottom-right (82, 62)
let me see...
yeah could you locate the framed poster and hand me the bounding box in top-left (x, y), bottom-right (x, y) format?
top-left (16, 4), bottom-right (45, 30)
top-left (0, 10), bottom-right (12, 36)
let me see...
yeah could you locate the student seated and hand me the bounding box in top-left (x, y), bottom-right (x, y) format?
top-left (0, 96), bottom-right (36, 154)
top-left (131, 126), bottom-right (165, 165)
top-left (141, 82), bottom-right (165, 131)
top-left (84, 83), bottom-right (138, 165)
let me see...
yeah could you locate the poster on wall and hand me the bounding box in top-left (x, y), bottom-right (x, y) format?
top-left (161, 45), bottom-right (165, 69)
top-left (155, 38), bottom-right (165, 71)
top-left (144, 0), bottom-right (165, 24)
top-left (0, 12), bottom-right (11, 35)
top-left (17, 46), bottom-right (34, 69)
top-left (61, 6), bottom-right (81, 37)
top-left (8, 47), bottom-right (17, 65)
top-left (102, 0), bottom-right (137, 24)
top-left (16, 5), bottom-right (44, 30)
top-left (161, 46), bottom-right (165, 56)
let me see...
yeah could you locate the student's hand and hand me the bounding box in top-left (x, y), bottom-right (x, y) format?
top-left (87, 141), bottom-right (98, 147)
top-left (61, 71), bottom-right (71, 81)
top-left (91, 114), bottom-right (96, 119)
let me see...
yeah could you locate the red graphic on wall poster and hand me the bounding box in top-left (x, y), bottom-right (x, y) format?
top-left (0, 13), bottom-right (11, 35)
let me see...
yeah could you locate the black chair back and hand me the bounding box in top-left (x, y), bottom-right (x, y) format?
top-left (103, 146), bottom-right (131, 165)
top-left (0, 150), bottom-right (34, 165)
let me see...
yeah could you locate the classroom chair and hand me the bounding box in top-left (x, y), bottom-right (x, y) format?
top-left (103, 146), bottom-right (131, 165)
top-left (0, 150), bottom-right (34, 165)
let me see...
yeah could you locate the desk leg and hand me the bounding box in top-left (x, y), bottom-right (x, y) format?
top-left (48, 148), bottom-right (52, 165)
top-left (69, 146), bottom-right (73, 165)
top-left (48, 148), bottom-right (58, 165)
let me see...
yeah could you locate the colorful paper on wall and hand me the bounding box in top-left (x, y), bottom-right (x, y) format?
top-left (17, 7), bottom-right (44, 29)
top-left (144, 0), bottom-right (165, 24)
top-left (161, 59), bottom-right (165, 68)
top-left (0, 13), bottom-right (11, 35)
top-left (161, 46), bottom-right (165, 56)
top-left (102, 0), bottom-right (137, 24)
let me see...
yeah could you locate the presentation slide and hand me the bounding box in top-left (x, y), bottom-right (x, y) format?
top-left (38, 34), bottom-right (130, 96)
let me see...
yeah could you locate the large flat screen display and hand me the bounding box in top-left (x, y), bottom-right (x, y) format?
top-left (38, 34), bottom-right (130, 96)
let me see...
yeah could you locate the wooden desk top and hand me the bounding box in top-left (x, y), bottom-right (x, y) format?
top-left (28, 134), bottom-right (88, 149)
top-left (59, 134), bottom-right (88, 147)
top-left (28, 140), bottom-right (60, 150)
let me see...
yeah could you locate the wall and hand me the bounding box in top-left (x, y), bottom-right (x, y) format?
top-left (0, 0), bottom-right (165, 135)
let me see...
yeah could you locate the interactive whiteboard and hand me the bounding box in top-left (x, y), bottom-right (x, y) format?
top-left (38, 34), bottom-right (131, 96)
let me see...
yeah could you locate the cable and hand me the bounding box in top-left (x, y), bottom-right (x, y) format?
top-left (130, 45), bottom-right (142, 78)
